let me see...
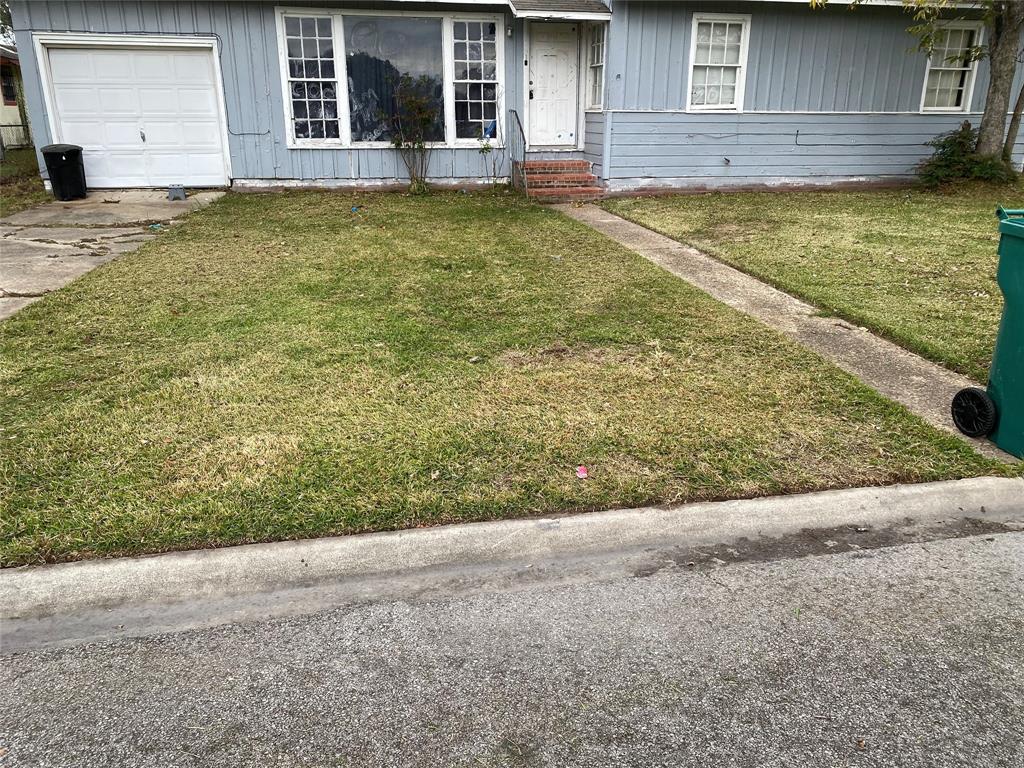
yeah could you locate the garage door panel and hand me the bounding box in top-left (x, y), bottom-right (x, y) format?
top-left (87, 152), bottom-right (149, 187)
top-left (172, 53), bottom-right (215, 83)
top-left (177, 88), bottom-right (219, 116)
top-left (143, 121), bottom-right (185, 147)
top-left (47, 46), bottom-right (227, 187)
top-left (53, 86), bottom-right (102, 114)
top-left (48, 51), bottom-right (95, 80)
top-left (58, 120), bottom-right (110, 148)
top-left (182, 122), bottom-right (223, 146)
top-left (99, 88), bottom-right (139, 115)
top-left (138, 87), bottom-right (179, 113)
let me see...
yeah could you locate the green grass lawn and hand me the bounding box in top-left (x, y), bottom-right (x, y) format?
top-left (0, 191), bottom-right (1008, 565)
top-left (0, 147), bottom-right (50, 218)
top-left (601, 182), bottom-right (1023, 382)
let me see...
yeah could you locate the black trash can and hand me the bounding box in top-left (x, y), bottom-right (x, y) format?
top-left (40, 144), bottom-right (87, 201)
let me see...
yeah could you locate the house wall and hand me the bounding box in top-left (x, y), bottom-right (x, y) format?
top-left (602, 0), bottom-right (1024, 190)
top-left (10, 0), bottom-right (522, 184)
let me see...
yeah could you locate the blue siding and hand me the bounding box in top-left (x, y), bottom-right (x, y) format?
top-left (10, 0), bottom-right (1024, 188)
top-left (11, 0), bottom-right (520, 183)
top-left (608, 2), bottom-right (1005, 113)
top-left (601, 1), bottom-right (1024, 189)
top-left (603, 112), bottom-right (1024, 190)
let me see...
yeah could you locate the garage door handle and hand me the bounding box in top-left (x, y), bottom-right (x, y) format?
top-left (140, 129), bottom-right (146, 143)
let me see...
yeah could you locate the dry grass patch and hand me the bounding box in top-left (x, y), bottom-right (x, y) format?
top-left (0, 190), bottom-right (1009, 565)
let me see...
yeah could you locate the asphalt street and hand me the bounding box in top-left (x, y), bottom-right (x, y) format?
top-left (3, 529), bottom-right (1023, 767)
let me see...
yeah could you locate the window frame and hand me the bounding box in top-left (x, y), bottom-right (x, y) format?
top-left (685, 12), bottom-right (751, 113)
top-left (275, 6), bottom-right (505, 150)
top-left (918, 21), bottom-right (983, 114)
top-left (1, 65), bottom-right (17, 106)
top-left (586, 23), bottom-right (606, 111)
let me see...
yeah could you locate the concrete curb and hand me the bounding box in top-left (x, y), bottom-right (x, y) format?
top-left (3, 477), bottom-right (1023, 620)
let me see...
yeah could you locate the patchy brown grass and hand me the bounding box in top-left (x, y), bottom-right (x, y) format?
top-left (0, 190), bottom-right (1008, 566)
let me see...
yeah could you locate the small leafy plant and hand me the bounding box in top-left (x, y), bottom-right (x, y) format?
top-left (918, 121), bottom-right (1017, 188)
top-left (388, 74), bottom-right (442, 194)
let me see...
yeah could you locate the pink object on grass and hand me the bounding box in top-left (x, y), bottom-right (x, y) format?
top-left (576, 465), bottom-right (588, 479)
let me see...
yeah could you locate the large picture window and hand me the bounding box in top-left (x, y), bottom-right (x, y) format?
top-left (277, 10), bottom-right (504, 147)
top-left (687, 14), bottom-right (750, 111)
top-left (921, 25), bottom-right (981, 112)
top-left (345, 16), bottom-right (444, 142)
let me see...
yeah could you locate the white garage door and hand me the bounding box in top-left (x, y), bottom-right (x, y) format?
top-left (46, 46), bottom-right (229, 188)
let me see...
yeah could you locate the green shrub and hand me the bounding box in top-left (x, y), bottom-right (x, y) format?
top-left (918, 121), bottom-right (1018, 187)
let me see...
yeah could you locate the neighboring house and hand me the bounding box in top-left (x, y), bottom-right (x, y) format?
top-left (8, 0), bottom-right (1024, 195)
top-left (0, 43), bottom-right (30, 147)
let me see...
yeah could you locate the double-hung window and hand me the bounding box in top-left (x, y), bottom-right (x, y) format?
top-left (587, 24), bottom-right (606, 110)
top-left (687, 14), bottom-right (750, 111)
top-left (453, 21), bottom-right (500, 139)
top-left (278, 10), bottom-right (504, 147)
top-left (921, 24), bottom-right (981, 112)
top-left (284, 16), bottom-right (341, 140)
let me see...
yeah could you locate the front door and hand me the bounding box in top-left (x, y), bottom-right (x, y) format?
top-left (528, 23), bottom-right (579, 148)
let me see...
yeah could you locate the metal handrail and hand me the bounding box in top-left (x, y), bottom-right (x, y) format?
top-left (508, 109), bottom-right (528, 192)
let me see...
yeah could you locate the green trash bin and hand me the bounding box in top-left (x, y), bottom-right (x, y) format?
top-left (952, 207), bottom-right (1024, 458)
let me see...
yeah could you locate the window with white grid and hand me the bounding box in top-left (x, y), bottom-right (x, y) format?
top-left (688, 15), bottom-right (749, 111)
top-left (453, 21), bottom-right (499, 140)
top-left (921, 26), bottom-right (980, 112)
top-left (283, 15), bottom-right (341, 140)
top-left (587, 24), bottom-right (606, 109)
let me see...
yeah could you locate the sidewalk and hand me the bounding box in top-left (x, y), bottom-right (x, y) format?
top-left (556, 204), bottom-right (1013, 461)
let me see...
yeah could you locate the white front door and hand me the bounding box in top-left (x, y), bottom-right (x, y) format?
top-left (528, 23), bottom-right (579, 148)
top-left (46, 46), bottom-right (229, 188)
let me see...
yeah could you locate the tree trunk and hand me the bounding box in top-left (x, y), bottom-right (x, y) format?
top-left (976, 2), bottom-right (1024, 158)
top-left (1003, 81), bottom-right (1024, 164)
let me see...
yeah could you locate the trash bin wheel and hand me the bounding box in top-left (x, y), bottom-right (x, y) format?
top-left (951, 387), bottom-right (998, 438)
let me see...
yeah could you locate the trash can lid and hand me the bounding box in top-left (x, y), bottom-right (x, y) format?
top-left (40, 143), bottom-right (83, 154)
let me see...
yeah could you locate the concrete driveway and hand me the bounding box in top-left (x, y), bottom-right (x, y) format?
top-left (0, 190), bottom-right (223, 320)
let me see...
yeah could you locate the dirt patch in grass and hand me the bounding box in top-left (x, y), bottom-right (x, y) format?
top-left (0, 191), bottom-right (1010, 566)
top-left (602, 181), bottom-right (1023, 381)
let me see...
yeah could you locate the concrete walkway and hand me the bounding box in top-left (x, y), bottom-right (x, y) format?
top-left (0, 190), bottom-right (223, 320)
top-left (558, 204), bottom-right (1011, 461)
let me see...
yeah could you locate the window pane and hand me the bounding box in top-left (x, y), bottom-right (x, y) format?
top-left (691, 19), bottom-right (744, 109)
top-left (285, 16), bottom-right (339, 141)
top-left (454, 18), bottom-right (501, 139)
top-left (345, 16), bottom-right (445, 143)
top-left (924, 26), bottom-right (976, 110)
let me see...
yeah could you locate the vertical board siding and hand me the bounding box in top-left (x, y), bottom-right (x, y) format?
top-left (11, 0), bottom-right (518, 182)
top-left (610, 1), bottom-right (999, 114)
top-left (583, 112), bottom-right (605, 175)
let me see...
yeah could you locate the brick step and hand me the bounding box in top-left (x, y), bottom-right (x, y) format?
top-left (527, 186), bottom-right (604, 202)
top-left (522, 159), bottom-right (591, 173)
top-left (524, 172), bottom-right (599, 188)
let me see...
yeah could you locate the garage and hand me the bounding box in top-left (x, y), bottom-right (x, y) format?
top-left (41, 42), bottom-right (230, 188)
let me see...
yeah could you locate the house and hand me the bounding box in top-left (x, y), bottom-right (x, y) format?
top-left (9, 0), bottom-right (1024, 197)
top-left (0, 43), bottom-right (29, 148)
